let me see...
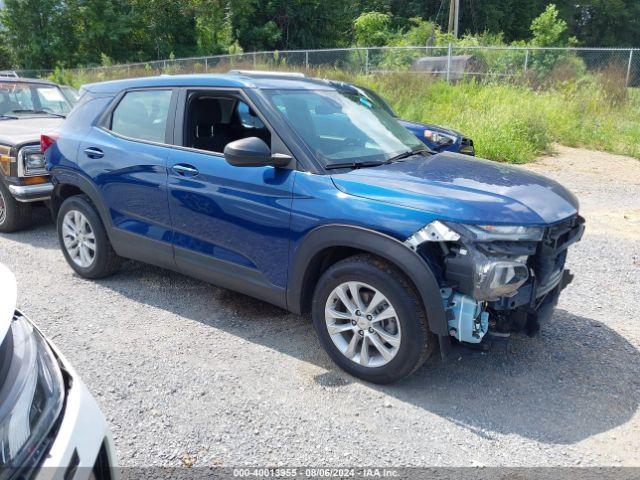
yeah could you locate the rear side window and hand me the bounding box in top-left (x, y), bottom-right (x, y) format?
top-left (111, 90), bottom-right (172, 143)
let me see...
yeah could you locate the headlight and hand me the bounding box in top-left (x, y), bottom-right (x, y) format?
top-left (19, 147), bottom-right (46, 176)
top-left (447, 223), bottom-right (544, 242)
top-left (424, 129), bottom-right (456, 147)
top-left (0, 313), bottom-right (64, 471)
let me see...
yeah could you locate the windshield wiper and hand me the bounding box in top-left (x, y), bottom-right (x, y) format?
top-left (7, 109), bottom-right (66, 118)
top-left (385, 148), bottom-right (428, 164)
top-left (0, 114), bottom-right (19, 120)
top-left (325, 160), bottom-right (388, 170)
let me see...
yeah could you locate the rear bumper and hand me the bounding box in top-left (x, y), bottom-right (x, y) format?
top-left (8, 182), bottom-right (53, 202)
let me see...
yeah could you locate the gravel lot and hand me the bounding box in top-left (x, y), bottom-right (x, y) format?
top-left (1, 145), bottom-right (639, 467)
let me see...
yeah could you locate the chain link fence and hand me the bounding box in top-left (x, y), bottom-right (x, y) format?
top-left (16, 45), bottom-right (640, 87)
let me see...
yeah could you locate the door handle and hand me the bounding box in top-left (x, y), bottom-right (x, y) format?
top-left (84, 147), bottom-right (104, 159)
top-left (171, 164), bottom-right (199, 177)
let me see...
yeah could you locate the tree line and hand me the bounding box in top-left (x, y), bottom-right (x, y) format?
top-left (0, 0), bottom-right (638, 70)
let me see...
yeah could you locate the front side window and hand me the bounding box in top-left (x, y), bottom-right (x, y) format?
top-left (264, 89), bottom-right (423, 167)
top-left (111, 90), bottom-right (172, 143)
top-left (0, 82), bottom-right (71, 116)
top-left (184, 94), bottom-right (270, 153)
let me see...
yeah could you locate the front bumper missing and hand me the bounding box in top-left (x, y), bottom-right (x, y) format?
top-left (8, 182), bottom-right (53, 202)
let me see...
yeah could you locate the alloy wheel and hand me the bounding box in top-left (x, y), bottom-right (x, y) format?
top-left (62, 210), bottom-right (96, 268)
top-left (324, 281), bottom-right (401, 368)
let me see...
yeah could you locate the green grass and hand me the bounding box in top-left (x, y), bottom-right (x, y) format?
top-left (360, 75), bottom-right (640, 163)
top-left (58, 66), bottom-right (640, 163)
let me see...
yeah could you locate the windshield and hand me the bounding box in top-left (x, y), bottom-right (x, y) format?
top-left (358, 86), bottom-right (397, 117)
top-left (60, 86), bottom-right (80, 106)
top-left (0, 82), bottom-right (71, 117)
top-left (263, 89), bottom-right (424, 167)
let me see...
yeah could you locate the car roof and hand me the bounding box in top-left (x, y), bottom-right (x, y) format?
top-left (82, 73), bottom-right (336, 95)
top-left (0, 76), bottom-right (58, 86)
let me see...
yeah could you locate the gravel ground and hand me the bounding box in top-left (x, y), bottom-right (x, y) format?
top-left (1, 145), bottom-right (639, 467)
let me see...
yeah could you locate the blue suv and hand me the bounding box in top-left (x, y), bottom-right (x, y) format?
top-left (45, 72), bottom-right (584, 383)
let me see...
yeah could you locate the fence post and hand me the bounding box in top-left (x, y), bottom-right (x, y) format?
top-left (524, 48), bottom-right (529, 74)
top-left (204, 57), bottom-right (208, 71)
top-left (365, 49), bottom-right (369, 75)
top-left (446, 43), bottom-right (452, 83)
top-left (626, 49), bottom-right (634, 87)
top-left (305, 50), bottom-right (309, 71)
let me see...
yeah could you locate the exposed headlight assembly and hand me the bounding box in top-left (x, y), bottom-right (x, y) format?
top-left (406, 221), bottom-right (537, 301)
top-left (0, 313), bottom-right (64, 472)
top-left (445, 245), bottom-right (530, 301)
top-left (19, 146), bottom-right (46, 176)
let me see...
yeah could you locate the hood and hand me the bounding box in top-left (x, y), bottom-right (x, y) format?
top-left (398, 119), bottom-right (461, 138)
top-left (0, 117), bottom-right (64, 147)
top-left (331, 152), bottom-right (579, 225)
top-left (0, 264), bottom-right (17, 344)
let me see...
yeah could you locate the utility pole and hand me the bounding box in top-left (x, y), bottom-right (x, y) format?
top-left (448, 0), bottom-right (460, 39)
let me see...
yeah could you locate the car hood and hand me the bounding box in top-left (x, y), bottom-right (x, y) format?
top-left (331, 152), bottom-right (579, 225)
top-left (0, 117), bottom-right (64, 147)
top-left (398, 119), bottom-right (461, 138)
top-left (0, 264), bottom-right (17, 344)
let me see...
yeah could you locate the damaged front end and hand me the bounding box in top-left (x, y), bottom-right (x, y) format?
top-left (406, 216), bottom-right (585, 345)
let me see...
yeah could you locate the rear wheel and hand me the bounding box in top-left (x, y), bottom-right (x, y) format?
top-left (0, 181), bottom-right (32, 233)
top-left (57, 195), bottom-right (121, 278)
top-left (312, 254), bottom-right (435, 384)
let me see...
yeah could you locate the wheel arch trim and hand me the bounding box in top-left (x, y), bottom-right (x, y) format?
top-left (287, 224), bottom-right (448, 335)
top-left (51, 168), bottom-right (113, 231)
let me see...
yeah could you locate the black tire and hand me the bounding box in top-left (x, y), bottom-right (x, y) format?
top-left (312, 254), bottom-right (435, 384)
top-left (57, 195), bottom-right (121, 278)
top-left (0, 181), bottom-right (32, 233)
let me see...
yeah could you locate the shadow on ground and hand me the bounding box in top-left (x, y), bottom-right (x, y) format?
top-left (89, 260), bottom-right (640, 446)
top-left (0, 205), bottom-right (58, 250)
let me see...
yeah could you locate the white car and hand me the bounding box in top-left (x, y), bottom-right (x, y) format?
top-left (0, 264), bottom-right (116, 479)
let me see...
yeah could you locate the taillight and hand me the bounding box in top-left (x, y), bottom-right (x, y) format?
top-left (40, 133), bottom-right (59, 153)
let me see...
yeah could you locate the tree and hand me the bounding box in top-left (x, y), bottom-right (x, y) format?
top-left (529, 4), bottom-right (580, 77)
top-left (559, 0), bottom-right (640, 47)
top-left (530, 4), bottom-right (574, 47)
top-left (192, 0), bottom-right (233, 55)
top-left (1, 0), bottom-right (76, 68)
top-left (0, 22), bottom-right (13, 69)
top-left (67, 0), bottom-right (135, 65)
top-left (353, 11), bottom-right (392, 47)
top-left (229, 0), bottom-right (353, 51)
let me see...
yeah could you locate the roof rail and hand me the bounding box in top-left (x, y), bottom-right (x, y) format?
top-left (0, 70), bottom-right (19, 78)
top-left (227, 69), bottom-right (306, 78)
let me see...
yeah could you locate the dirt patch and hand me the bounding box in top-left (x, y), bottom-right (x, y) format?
top-left (523, 145), bottom-right (640, 238)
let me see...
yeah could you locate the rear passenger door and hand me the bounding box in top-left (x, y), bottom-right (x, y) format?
top-left (166, 89), bottom-right (295, 306)
top-left (78, 88), bottom-right (177, 268)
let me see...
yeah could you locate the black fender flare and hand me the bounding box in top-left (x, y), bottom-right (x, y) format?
top-left (50, 167), bottom-right (113, 232)
top-left (287, 224), bottom-right (448, 335)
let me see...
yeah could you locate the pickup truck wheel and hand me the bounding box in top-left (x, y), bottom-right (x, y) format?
top-left (57, 195), bottom-right (121, 278)
top-left (312, 254), bottom-right (434, 384)
top-left (0, 181), bottom-right (32, 233)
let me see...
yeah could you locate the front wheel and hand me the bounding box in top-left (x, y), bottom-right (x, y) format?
top-left (312, 254), bottom-right (435, 384)
top-left (0, 181), bottom-right (32, 233)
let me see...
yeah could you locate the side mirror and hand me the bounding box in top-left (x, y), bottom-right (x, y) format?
top-left (223, 137), bottom-right (291, 168)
